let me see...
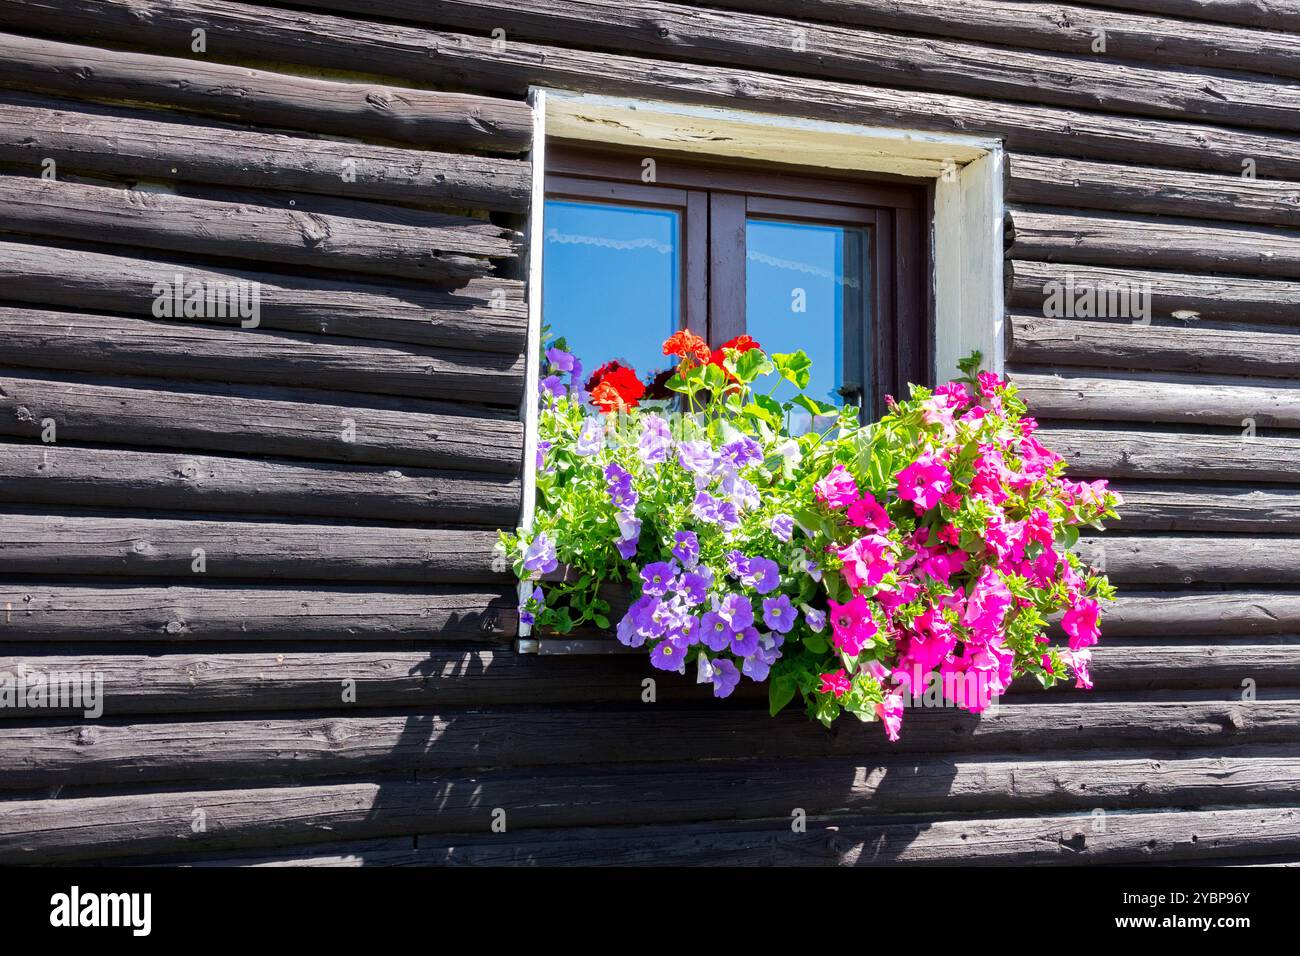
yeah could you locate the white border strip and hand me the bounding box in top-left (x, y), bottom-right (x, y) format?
top-left (516, 87), bottom-right (548, 642)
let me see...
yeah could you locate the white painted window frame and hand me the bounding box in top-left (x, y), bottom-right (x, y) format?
top-left (517, 88), bottom-right (1004, 645)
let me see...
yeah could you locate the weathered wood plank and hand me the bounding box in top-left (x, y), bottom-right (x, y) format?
top-left (1008, 155), bottom-right (1300, 228)
top-left (1042, 426), bottom-right (1300, 483)
top-left (143, 0), bottom-right (1300, 131)
top-left (0, 583), bottom-right (515, 644)
top-left (0, 443), bottom-right (519, 525)
top-left (0, 514), bottom-right (504, 583)
top-left (1009, 207), bottom-right (1300, 279)
top-left (0, 748), bottom-right (1295, 862)
top-left (0, 30), bottom-right (530, 152)
top-left (137, 806), bottom-right (1300, 866)
top-left (0, 176), bottom-right (516, 283)
top-left (1104, 591), bottom-right (1300, 637)
top-left (1114, 484), bottom-right (1300, 534)
top-left (1076, 536), bottom-right (1300, 585)
top-left (1080, 0), bottom-right (1300, 32)
top-left (0, 308), bottom-right (525, 403)
top-left (1, 699), bottom-right (1294, 789)
top-left (1009, 260), bottom-right (1300, 325)
top-left (0, 240), bottom-right (527, 353)
top-left (0, 93), bottom-right (530, 212)
top-left (1007, 314), bottom-right (1300, 377)
top-left (1013, 370), bottom-right (1300, 428)
top-left (7, 3), bottom-right (1300, 177)
top-left (414, 805), bottom-right (1300, 866)
top-left (700, 0), bottom-right (1300, 78)
top-left (0, 645), bottom-right (1287, 718)
top-left (0, 372), bottom-right (523, 473)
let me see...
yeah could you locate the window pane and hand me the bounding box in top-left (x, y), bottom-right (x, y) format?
top-left (745, 219), bottom-right (869, 429)
top-left (543, 199), bottom-right (681, 383)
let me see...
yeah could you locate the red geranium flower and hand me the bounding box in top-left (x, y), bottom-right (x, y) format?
top-left (586, 360), bottom-right (645, 414)
top-left (662, 329), bottom-right (712, 365)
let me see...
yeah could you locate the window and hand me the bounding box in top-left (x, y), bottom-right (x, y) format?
top-left (542, 146), bottom-right (930, 421)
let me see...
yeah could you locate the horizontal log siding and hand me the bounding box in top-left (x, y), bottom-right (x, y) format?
top-left (0, 0), bottom-right (1295, 867)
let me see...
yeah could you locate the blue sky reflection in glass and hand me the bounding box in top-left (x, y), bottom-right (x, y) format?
top-left (543, 199), bottom-right (681, 383)
top-left (745, 219), bottom-right (868, 432)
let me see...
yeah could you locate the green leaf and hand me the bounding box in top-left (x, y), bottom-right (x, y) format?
top-left (803, 633), bottom-right (828, 654)
top-left (768, 675), bottom-right (798, 716)
top-left (665, 372), bottom-right (697, 395)
top-left (772, 350), bottom-right (812, 390)
top-left (1057, 524), bottom-right (1080, 550)
top-left (741, 398), bottom-right (780, 428)
top-left (727, 348), bottom-right (774, 384)
top-left (956, 350), bottom-right (984, 377)
top-left (701, 361), bottom-right (728, 393)
top-left (791, 394), bottom-right (830, 418)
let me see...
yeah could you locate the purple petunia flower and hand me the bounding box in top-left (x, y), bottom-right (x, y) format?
top-left (726, 550), bottom-right (748, 578)
top-left (692, 491), bottom-right (722, 526)
top-left (803, 605), bottom-right (827, 633)
top-left (614, 511), bottom-right (641, 561)
top-left (699, 611), bottom-right (734, 652)
top-left (637, 414), bottom-right (673, 465)
top-left (539, 375), bottom-right (566, 404)
top-left (545, 347), bottom-right (576, 373)
top-left (719, 472), bottom-right (760, 511)
top-left (522, 532), bottom-right (558, 575)
top-left (575, 417), bottom-right (604, 456)
top-left (604, 463), bottom-right (638, 510)
top-left (740, 654), bottom-right (771, 682)
top-left (536, 439), bottom-right (552, 471)
top-left (729, 625), bottom-right (760, 657)
top-left (670, 614), bottom-right (700, 646)
top-left (716, 593), bottom-right (754, 632)
top-left (641, 561), bottom-right (678, 598)
top-left (679, 568), bottom-right (712, 607)
top-left (762, 594), bottom-right (797, 634)
top-left (672, 531), bottom-right (699, 569)
top-left (649, 636), bottom-right (688, 673)
top-left (770, 513), bottom-right (794, 543)
top-left (721, 436), bottom-right (763, 469)
top-left (616, 610), bottom-right (646, 648)
top-left (650, 596), bottom-right (690, 636)
top-left (519, 586), bottom-right (543, 626)
top-left (741, 556), bottom-right (781, 595)
top-left (677, 441), bottom-right (717, 479)
top-left (757, 631), bottom-right (785, 661)
top-left (709, 657), bottom-right (741, 698)
top-left (615, 511), bottom-right (640, 541)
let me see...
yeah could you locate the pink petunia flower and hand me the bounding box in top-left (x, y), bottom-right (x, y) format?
top-left (827, 595), bottom-right (877, 656)
top-left (1061, 597), bottom-right (1101, 651)
top-left (819, 669), bottom-right (851, 698)
top-left (814, 464), bottom-right (859, 510)
top-left (896, 455), bottom-right (953, 512)
top-left (875, 687), bottom-right (906, 741)
top-left (846, 492), bottom-right (893, 533)
top-left (836, 534), bottom-right (894, 590)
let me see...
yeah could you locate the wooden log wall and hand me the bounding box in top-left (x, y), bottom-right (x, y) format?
top-left (0, 0), bottom-right (1297, 866)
